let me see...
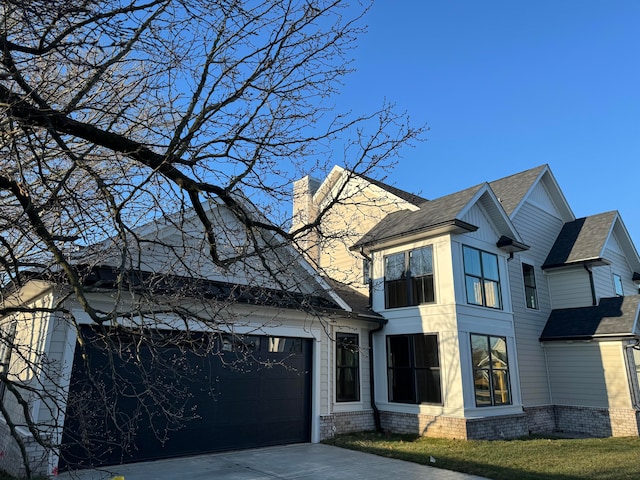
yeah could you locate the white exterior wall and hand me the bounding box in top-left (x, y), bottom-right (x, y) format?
top-left (544, 341), bottom-right (632, 409)
top-left (509, 202), bottom-right (565, 406)
top-left (546, 268), bottom-right (594, 308)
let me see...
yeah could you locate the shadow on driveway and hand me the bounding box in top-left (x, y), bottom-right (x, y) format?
top-left (57, 443), bottom-right (490, 480)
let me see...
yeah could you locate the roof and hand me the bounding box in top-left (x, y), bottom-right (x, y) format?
top-left (540, 295), bottom-right (640, 341)
top-left (488, 165), bottom-right (547, 217)
top-left (322, 277), bottom-right (384, 320)
top-left (358, 174), bottom-right (428, 206)
top-left (543, 211), bottom-right (618, 269)
top-left (351, 184), bottom-right (483, 249)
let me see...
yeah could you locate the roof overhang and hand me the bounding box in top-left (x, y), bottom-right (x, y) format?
top-left (351, 219), bottom-right (478, 254)
top-left (542, 257), bottom-right (612, 270)
top-left (496, 235), bottom-right (530, 254)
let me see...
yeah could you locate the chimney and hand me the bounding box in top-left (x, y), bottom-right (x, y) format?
top-left (292, 175), bottom-right (321, 265)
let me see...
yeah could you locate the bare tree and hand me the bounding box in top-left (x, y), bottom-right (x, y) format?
top-left (0, 0), bottom-right (423, 476)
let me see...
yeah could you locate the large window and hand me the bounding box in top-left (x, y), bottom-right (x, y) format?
top-left (387, 334), bottom-right (441, 404)
top-left (463, 246), bottom-right (502, 309)
top-left (336, 333), bottom-right (360, 402)
top-left (522, 263), bottom-right (538, 309)
top-left (384, 246), bottom-right (435, 309)
top-left (470, 334), bottom-right (511, 407)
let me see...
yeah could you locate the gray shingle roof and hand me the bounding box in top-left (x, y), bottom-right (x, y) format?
top-left (358, 174), bottom-right (428, 205)
top-left (540, 295), bottom-right (640, 341)
top-left (489, 165), bottom-right (547, 217)
top-left (352, 184), bottom-right (483, 248)
top-left (543, 211), bottom-right (617, 268)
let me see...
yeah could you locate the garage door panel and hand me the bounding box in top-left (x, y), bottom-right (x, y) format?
top-left (59, 327), bottom-right (312, 471)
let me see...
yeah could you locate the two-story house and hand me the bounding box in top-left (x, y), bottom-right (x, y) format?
top-left (295, 164), bottom-right (640, 439)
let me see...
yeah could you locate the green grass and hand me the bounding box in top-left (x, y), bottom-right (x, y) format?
top-left (324, 432), bottom-right (640, 480)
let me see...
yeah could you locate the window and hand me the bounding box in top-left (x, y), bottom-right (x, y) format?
top-left (470, 334), bottom-right (511, 407)
top-left (384, 246), bottom-right (435, 309)
top-left (336, 333), bottom-right (360, 402)
top-left (522, 263), bottom-right (538, 309)
top-left (362, 258), bottom-right (371, 285)
top-left (387, 334), bottom-right (441, 404)
top-left (463, 246), bottom-right (502, 309)
top-left (0, 322), bottom-right (16, 402)
top-left (614, 274), bottom-right (624, 296)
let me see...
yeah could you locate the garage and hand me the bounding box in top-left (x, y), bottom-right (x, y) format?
top-left (59, 326), bottom-right (312, 470)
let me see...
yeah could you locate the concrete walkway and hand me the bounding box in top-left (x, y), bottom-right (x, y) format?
top-left (57, 443), bottom-right (490, 480)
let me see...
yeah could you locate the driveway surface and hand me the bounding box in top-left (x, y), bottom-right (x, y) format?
top-left (57, 443), bottom-right (489, 480)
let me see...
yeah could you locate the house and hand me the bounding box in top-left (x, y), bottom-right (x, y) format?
top-left (0, 199), bottom-right (382, 477)
top-left (293, 164), bottom-right (640, 439)
top-left (2, 164), bottom-right (640, 477)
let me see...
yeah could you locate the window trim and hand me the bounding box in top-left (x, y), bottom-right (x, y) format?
top-left (384, 245), bottom-right (435, 309)
top-left (522, 263), bottom-right (538, 309)
top-left (470, 333), bottom-right (512, 407)
top-left (386, 333), bottom-right (442, 405)
top-left (462, 245), bottom-right (502, 309)
top-left (336, 332), bottom-right (360, 403)
top-left (613, 273), bottom-right (624, 296)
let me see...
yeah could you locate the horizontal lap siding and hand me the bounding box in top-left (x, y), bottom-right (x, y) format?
top-left (511, 202), bottom-right (564, 406)
top-left (545, 343), bottom-right (631, 409)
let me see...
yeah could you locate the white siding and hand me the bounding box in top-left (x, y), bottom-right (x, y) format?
top-left (461, 203), bottom-right (499, 245)
top-left (545, 342), bottom-right (632, 409)
top-left (509, 202), bottom-right (564, 406)
top-left (546, 269), bottom-right (594, 309)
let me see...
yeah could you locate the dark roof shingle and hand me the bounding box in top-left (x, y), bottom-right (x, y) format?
top-left (543, 211), bottom-right (617, 268)
top-left (540, 295), bottom-right (640, 341)
top-left (488, 165), bottom-right (547, 217)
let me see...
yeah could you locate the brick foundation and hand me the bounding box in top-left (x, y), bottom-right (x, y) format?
top-left (379, 410), bottom-right (528, 440)
top-left (523, 405), bottom-right (556, 434)
top-left (0, 420), bottom-right (49, 478)
top-left (320, 410), bottom-right (376, 440)
top-left (553, 405), bottom-right (640, 437)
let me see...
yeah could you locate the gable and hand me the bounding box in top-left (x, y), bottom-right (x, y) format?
top-left (527, 181), bottom-right (562, 219)
top-left (461, 203), bottom-right (501, 244)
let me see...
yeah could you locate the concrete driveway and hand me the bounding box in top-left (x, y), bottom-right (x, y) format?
top-left (57, 443), bottom-right (489, 480)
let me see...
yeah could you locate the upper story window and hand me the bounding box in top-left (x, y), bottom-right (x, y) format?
top-left (384, 246), bottom-right (434, 309)
top-left (522, 263), bottom-right (538, 309)
top-left (362, 258), bottom-right (371, 285)
top-left (463, 245), bottom-right (502, 309)
top-left (613, 273), bottom-right (624, 296)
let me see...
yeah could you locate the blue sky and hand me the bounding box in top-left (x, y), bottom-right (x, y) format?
top-left (337, 1), bottom-right (640, 243)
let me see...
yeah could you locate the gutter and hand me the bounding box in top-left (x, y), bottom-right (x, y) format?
top-left (584, 263), bottom-right (597, 306)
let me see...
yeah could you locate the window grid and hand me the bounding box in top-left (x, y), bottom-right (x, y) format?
top-left (470, 333), bottom-right (511, 407)
top-left (387, 334), bottom-right (442, 405)
top-left (463, 246), bottom-right (502, 309)
top-left (384, 246), bottom-right (435, 309)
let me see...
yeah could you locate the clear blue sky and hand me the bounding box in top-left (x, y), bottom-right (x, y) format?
top-left (337, 1), bottom-right (640, 244)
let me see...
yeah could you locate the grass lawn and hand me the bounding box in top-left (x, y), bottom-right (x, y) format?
top-left (324, 432), bottom-right (640, 480)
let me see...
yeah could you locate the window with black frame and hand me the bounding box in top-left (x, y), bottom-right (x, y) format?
top-left (463, 245), bottom-right (502, 309)
top-left (384, 246), bottom-right (434, 309)
top-left (336, 333), bottom-right (360, 402)
top-left (522, 263), bottom-right (538, 309)
top-left (470, 333), bottom-right (511, 407)
top-left (387, 334), bottom-right (441, 404)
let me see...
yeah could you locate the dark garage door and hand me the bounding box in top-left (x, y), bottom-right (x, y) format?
top-left (59, 326), bottom-right (312, 470)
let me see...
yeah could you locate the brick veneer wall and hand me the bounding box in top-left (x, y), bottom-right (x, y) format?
top-left (320, 411), bottom-right (375, 440)
top-left (523, 405), bottom-right (556, 434)
top-left (554, 405), bottom-right (640, 437)
top-left (0, 420), bottom-right (48, 478)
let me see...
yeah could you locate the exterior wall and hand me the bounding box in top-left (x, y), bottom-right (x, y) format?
top-left (509, 202), bottom-right (564, 406)
top-left (595, 237), bottom-right (637, 299)
top-left (544, 342), bottom-right (632, 409)
top-left (0, 421), bottom-right (49, 478)
top-left (378, 411), bottom-right (528, 440)
top-left (319, 411), bottom-right (375, 440)
top-left (546, 268), bottom-right (594, 309)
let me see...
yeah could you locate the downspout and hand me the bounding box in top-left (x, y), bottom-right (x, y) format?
top-left (369, 320), bottom-right (386, 432)
top-left (623, 341), bottom-right (640, 410)
top-left (583, 263), bottom-right (597, 306)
